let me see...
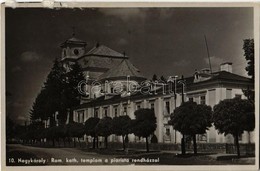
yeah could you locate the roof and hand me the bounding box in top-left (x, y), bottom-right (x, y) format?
top-left (185, 71), bottom-right (251, 86)
top-left (74, 71), bottom-right (253, 110)
top-left (78, 55), bottom-right (125, 72)
top-left (98, 59), bottom-right (146, 81)
top-left (85, 45), bottom-right (127, 58)
top-left (60, 37), bottom-right (86, 47)
top-left (213, 71), bottom-right (251, 82)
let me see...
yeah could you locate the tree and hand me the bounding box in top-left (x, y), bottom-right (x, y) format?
top-left (30, 60), bottom-right (85, 126)
top-left (30, 88), bottom-right (49, 121)
top-left (62, 62), bottom-right (85, 124)
top-left (168, 101), bottom-right (212, 154)
top-left (132, 109), bottom-right (157, 152)
top-left (46, 126), bottom-right (57, 147)
top-left (6, 116), bottom-right (15, 142)
top-left (66, 121), bottom-right (85, 147)
top-left (55, 125), bottom-right (67, 147)
top-left (152, 74), bottom-right (158, 81)
top-left (213, 97), bottom-right (254, 157)
top-left (85, 117), bottom-right (100, 149)
top-left (95, 116), bottom-right (113, 149)
top-left (242, 111), bottom-right (255, 144)
top-left (243, 39), bottom-right (254, 80)
top-left (41, 59), bottom-right (66, 126)
top-left (112, 115), bottom-right (131, 150)
top-left (160, 75), bottom-right (167, 83)
top-left (242, 39), bottom-right (254, 103)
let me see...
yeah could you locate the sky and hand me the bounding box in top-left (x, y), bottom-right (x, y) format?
top-left (5, 7), bottom-right (254, 124)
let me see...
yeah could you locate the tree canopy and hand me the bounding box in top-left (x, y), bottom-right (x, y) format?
top-left (112, 115), bottom-right (132, 149)
top-left (243, 39), bottom-right (254, 80)
top-left (168, 101), bottom-right (212, 154)
top-left (96, 116), bottom-right (113, 148)
top-left (112, 115), bottom-right (131, 137)
top-left (30, 60), bottom-right (85, 125)
top-left (169, 101), bottom-right (212, 135)
top-left (132, 108), bottom-right (157, 152)
top-left (213, 97), bottom-right (254, 157)
top-left (213, 98), bottom-right (254, 136)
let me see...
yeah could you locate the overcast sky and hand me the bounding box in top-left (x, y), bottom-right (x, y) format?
top-left (6, 7), bottom-right (253, 124)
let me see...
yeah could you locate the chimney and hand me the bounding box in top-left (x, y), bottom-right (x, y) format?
top-left (201, 68), bottom-right (211, 74)
top-left (220, 62), bottom-right (232, 73)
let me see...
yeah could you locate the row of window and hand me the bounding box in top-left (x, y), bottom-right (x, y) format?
top-left (77, 90), bottom-right (243, 122)
top-left (76, 101), bottom-right (156, 122)
top-left (188, 95), bottom-right (206, 105)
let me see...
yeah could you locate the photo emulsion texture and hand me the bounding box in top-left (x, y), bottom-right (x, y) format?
top-left (5, 7), bottom-right (255, 166)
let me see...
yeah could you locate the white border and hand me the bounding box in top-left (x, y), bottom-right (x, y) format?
top-left (1, 2), bottom-right (259, 171)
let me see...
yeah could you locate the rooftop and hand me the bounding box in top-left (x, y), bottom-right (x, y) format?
top-left (74, 71), bottom-right (253, 110)
top-left (85, 44), bottom-right (127, 58)
top-left (98, 59), bottom-right (146, 81)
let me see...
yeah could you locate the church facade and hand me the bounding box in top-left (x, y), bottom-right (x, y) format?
top-left (60, 36), bottom-right (254, 145)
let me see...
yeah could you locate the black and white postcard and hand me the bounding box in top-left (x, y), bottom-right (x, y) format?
top-left (1, 2), bottom-right (259, 171)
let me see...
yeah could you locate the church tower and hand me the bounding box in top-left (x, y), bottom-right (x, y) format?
top-left (60, 31), bottom-right (87, 70)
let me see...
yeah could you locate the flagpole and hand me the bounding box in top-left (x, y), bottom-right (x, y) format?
top-left (204, 35), bottom-right (212, 74)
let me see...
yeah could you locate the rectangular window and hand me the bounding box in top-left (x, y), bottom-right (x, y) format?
top-left (200, 96), bottom-right (206, 105)
top-left (197, 134), bottom-right (207, 142)
top-left (194, 96), bottom-right (199, 104)
top-left (77, 110), bottom-right (84, 123)
top-left (104, 107), bottom-right (108, 117)
top-left (94, 108), bottom-right (99, 118)
top-left (114, 106), bottom-right (118, 117)
top-left (166, 128), bottom-right (170, 136)
top-left (239, 134), bottom-right (242, 141)
top-left (166, 101), bottom-right (170, 114)
top-left (123, 105), bottom-right (127, 115)
top-left (226, 89), bottom-right (232, 99)
top-left (136, 102), bottom-right (141, 110)
top-left (150, 102), bottom-right (155, 110)
top-left (235, 94), bottom-right (242, 99)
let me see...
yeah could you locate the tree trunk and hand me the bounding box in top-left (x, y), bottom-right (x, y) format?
top-left (193, 134), bottom-right (197, 155)
top-left (235, 134), bottom-right (240, 158)
top-left (122, 135), bottom-right (125, 150)
top-left (105, 136), bottom-right (108, 149)
top-left (248, 131), bottom-right (251, 144)
top-left (145, 136), bottom-right (149, 152)
top-left (181, 134), bottom-right (186, 155)
top-left (63, 138), bottom-right (66, 147)
top-left (73, 137), bottom-right (76, 147)
top-left (78, 137), bottom-right (81, 148)
top-left (57, 138), bottom-right (60, 147)
top-left (68, 137), bottom-right (71, 147)
top-left (69, 109), bottom-right (73, 123)
top-left (96, 137), bottom-right (99, 149)
top-left (93, 137), bottom-right (96, 149)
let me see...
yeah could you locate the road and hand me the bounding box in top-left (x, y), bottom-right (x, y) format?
top-left (6, 144), bottom-right (255, 166)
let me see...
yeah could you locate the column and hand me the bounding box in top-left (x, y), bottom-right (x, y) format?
top-left (156, 97), bottom-right (164, 143)
top-left (128, 101), bottom-right (135, 142)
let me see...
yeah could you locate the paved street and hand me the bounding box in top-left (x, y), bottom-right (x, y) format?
top-left (7, 144), bottom-right (124, 165)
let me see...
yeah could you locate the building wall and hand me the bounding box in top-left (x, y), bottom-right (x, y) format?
top-left (74, 86), bottom-right (254, 144)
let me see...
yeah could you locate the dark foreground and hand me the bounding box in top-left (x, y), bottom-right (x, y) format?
top-left (6, 144), bottom-right (255, 166)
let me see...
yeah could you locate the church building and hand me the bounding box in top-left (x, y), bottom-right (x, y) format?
top-left (59, 35), bottom-right (254, 145)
